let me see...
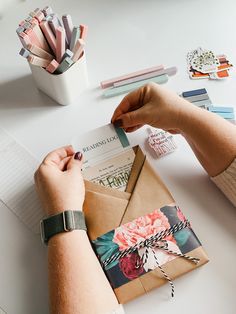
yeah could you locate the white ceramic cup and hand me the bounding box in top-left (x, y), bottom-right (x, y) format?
top-left (29, 53), bottom-right (89, 105)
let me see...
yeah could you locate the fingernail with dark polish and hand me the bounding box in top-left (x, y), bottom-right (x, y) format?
top-left (74, 152), bottom-right (83, 161)
top-left (114, 119), bottom-right (123, 128)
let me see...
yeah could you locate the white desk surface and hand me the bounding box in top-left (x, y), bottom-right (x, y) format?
top-left (0, 0), bottom-right (236, 313)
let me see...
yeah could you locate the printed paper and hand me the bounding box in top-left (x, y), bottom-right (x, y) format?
top-left (83, 149), bottom-right (135, 191)
top-left (72, 124), bottom-right (130, 169)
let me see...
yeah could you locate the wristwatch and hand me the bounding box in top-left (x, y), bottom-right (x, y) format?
top-left (40, 210), bottom-right (87, 244)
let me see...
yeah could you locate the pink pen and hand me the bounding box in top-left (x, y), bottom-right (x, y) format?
top-left (29, 17), bottom-right (39, 25)
top-left (49, 15), bottom-right (60, 36)
top-left (27, 55), bottom-right (51, 68)
top-left (19, 20), bottom-right (25, 27)
top-left (46, 59), bottom-right (59, 73)
top-left (56, 27), bottom-right (66, 63)
top-left (31, 23), bottom-right (51, 52)
top-left (18, 32), bottom-right (31, 48)
top-left (25, 28), bottom-right (42, 51)
top-left (72, 39), bottom-right (85, 62)
top-left (113, 67), bottom-right (178, 87)
top-left (101, 65), bottom-right (164, 89)
top-left (49, 15), bottom-right (68, 47)
top-left (62, 14), bottom-right (73, 45)
top-left (27, 44), bottom-right (53, 60)
top-left (35, 11), bottom-right (45, 23)
top-left (40, 21), bottom-right (57, 55)
top-left (80, 24), bottom-right (88, 40)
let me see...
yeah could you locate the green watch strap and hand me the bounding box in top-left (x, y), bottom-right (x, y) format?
top-left (40, 210), bottom-right (87, 244)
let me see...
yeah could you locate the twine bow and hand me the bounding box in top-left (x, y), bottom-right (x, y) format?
top-left (102, 220), bottom-right (200, 297)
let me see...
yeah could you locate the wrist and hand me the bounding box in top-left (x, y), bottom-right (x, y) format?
top-left (41, 210), bottom-right (87, 244)
top-left (45, 206), bottom-right (83, 217)
top-left (48, 228), bottom-right (87, 245)
top-left (176, 101), bottom-right (201, 135)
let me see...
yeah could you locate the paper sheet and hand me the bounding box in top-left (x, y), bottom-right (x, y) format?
top-left (0, 128), bottom-right (44, 233)
top-left (72, 124), bottom-right (130, 169)
top-left (83, 149), bottom-right (135, 191)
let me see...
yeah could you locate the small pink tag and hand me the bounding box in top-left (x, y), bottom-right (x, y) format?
top-left (147, 128), bottom-right (177, 158)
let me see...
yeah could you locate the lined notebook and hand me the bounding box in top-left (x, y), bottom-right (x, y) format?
top-left (0, 125), bottom-right (132, 234)
top-left (0, 128), bottom-right (44, 234)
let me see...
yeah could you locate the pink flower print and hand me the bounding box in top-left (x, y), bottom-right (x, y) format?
top-left (113, 209), bottom-right (176, 251)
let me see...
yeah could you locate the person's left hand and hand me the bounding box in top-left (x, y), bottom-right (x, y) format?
top-left (34, 145), bottom-right (85, 216)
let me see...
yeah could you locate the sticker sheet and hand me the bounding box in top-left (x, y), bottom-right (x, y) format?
top-left (187, 47), bottom-right (233, 80)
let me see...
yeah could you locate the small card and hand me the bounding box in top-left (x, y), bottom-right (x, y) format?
top-left (72, 124), bottom-right (130, 169)
top-left (147, 128), bottom-right (177, 158)
top-left (83, 149), bottom-right (135, 191)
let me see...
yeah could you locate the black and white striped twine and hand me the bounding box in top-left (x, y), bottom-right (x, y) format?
top-left (102, 220), bottom-right (200, 297)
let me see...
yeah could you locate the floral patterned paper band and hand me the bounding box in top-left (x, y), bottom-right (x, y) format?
top-left (92, 205), bottom-right (201, 296)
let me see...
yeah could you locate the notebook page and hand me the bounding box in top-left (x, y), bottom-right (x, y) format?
top-left (0, 128), bottom-right (44, 233)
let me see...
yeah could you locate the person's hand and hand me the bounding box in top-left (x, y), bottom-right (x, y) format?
top-left (111, 83), bottom-right (194, 134)
top-left (34, 146), bottom-right (85, 216)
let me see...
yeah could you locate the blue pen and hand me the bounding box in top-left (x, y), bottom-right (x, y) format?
top-left (208, 106), bottom-right (234, 113)
top-left (182, 88), bottom-right (207, 98)
top-left (213, 112), bottom-right (235, 119)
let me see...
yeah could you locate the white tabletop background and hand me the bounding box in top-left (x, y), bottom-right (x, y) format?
top-left (0, 0), bottom-right (236, 313)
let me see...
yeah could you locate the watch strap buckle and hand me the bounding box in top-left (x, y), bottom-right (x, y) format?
top-left (62, 210), bottom-right (76, 231)
top-left (40, 219), bottom-right (46, 243)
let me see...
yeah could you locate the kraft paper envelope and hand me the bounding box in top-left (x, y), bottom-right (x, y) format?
top-left (83, 147), bottom-right (209, 303)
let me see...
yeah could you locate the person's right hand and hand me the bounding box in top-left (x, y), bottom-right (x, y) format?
top-left (111, 83), bottom-right (194, 134)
